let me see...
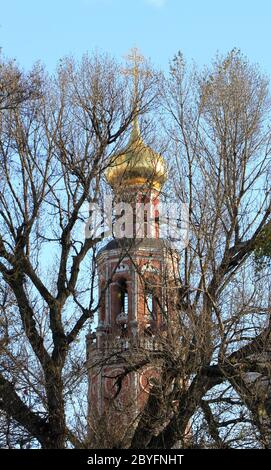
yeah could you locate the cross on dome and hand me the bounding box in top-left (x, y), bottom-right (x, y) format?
top-left (123, 47), bottom-right (150, 100)
top-left (105, 48), bottom-right (167, 191)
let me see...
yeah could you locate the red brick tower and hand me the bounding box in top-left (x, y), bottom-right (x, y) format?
top-left (87, 49), bottom-right (180, 446)
top-left (86, 122), bottom-right (180, 446)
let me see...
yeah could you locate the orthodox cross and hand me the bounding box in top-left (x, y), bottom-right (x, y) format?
top-left (123, 47), bottom-right (148, 100)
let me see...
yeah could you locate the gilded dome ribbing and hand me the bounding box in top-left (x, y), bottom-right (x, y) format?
top-left (105, 120), bottom-right (167, 191)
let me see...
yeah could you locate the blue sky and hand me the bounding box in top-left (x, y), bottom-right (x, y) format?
top-left (0, 0), bottom-right (271, 74)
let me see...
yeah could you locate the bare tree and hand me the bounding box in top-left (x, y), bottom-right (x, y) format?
top-left (149, 48), bottom-right (271, 448)
top-left (88, 50), bottom-right (271, 450)
top-left (0, 52), bottom-right (157, 449)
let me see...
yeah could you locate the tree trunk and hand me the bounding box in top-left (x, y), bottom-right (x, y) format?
top-left (44, 365), bottom-right (66, 449)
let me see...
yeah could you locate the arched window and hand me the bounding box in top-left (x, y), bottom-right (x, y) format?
top-left (145, 291), bottom-right (156, 321)
top-left (118, 279), bottom-right (128, 316)
top-left (144, 209), bottom-right (148, 238)
top-left (146, 293), bottom-right (153, 317)
top-left (122, 290), bottom-right (129, 316)
top-left (115, 280), bottom-right (129, 336)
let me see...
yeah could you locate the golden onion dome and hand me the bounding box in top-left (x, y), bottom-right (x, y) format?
top-left (105, 120), bottom-right (167, 191)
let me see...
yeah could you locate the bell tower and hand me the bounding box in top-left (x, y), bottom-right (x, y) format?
top-left (86, 50), bottom-right (180, 447)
